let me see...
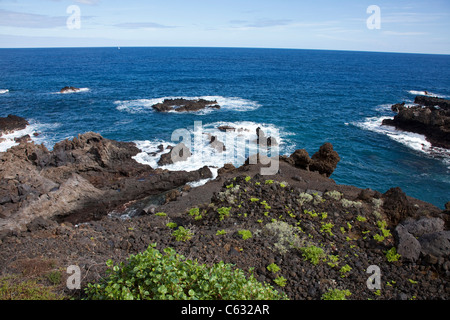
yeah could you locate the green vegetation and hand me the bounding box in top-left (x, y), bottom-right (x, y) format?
top-left (266, 263), bottom-right (281, 273)
top-left (166, 222), bottom-right (178, 229)
top-left (385, 247), bottom-right (401, 262)
top-left (320, 222), bottom-right (334, 236)
top-left (172, 226), bottom-right (194, 242)
top-left (273, 276), bottom-right (287, 287)
top-left (244, 176), bottom-right (251, 182)
top-left (0, 276), bottom-right (63, 300)
top-left (155, 212), bottom-right (167, 217)
top-left (85, 244), bottom-right (288, 300)
top-left (216, 229), bottom-right (226, 236)
top-left (265, 180), bottom-right (274, 185)
top-left (300, 245), bottom-right (325, 265)
top-left (339, 264), bottom-right (352, 277)
top-left (250, 198), bottom-right (260, 202)
top-left (188, 207), bottom-right (202, 220)
top-left (321, 288), bottom-right (351, 300)
top-left (238, 230), bottom-right (252, 240)
top-left (217, 206), bottom-right (232, 221)
top-left (327, 255), bottom-right (339, 268)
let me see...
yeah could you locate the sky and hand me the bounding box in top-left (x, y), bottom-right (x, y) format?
top-left (0, 0), bottom-right (449, 54)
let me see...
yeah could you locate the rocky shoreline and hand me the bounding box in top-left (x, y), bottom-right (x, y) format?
top-left (382, 95), bottom-right (450, 149)
top-left (0, 115), bottom-right (449, 300)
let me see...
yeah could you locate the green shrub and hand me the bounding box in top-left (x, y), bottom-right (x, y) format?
top-left (85, 244), bottom-right (288, 300)
top-left (300, 245), bottom-right (325, 265)
top-left (166, 222), bottom-right (178, 229)
top-left (155, 212), bottom-right (167, 217)
top-left (238, 230), bottom-right (252, 240)
top-left (321, 288), bottom-right (351, 300)
top-left (385, 247), bottom-right (401, 262)
top-left (273, 276), bottom-right (287, 287)
top-left (187, 207), bottom-right (202, 220)
top-left (0, 276), bottom-right (63, 300)
top-left (217, 207), bottom-right (232, 221)
top-left (172, 226), bottom-right (193, 242)
top-left (266, 263), bottom-right (281, 273)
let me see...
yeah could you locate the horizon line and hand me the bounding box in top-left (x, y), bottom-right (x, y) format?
top-left (0, 45), bottom-right (449, 56)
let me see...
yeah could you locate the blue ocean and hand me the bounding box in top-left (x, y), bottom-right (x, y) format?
top-left (0, 47), bottom-right (449, 208)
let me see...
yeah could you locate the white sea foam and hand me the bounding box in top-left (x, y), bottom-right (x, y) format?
top-left (54, 88), bottom-right (90, 94)
top-left (0, 89), bottom-right (9, 94)
top-left (115, 96), bottom-right (261, 114)
top-left (132, 121), bottom-right (286, 187)
top-left (355, 116), bottom-right (450, 166)
top-left (407, 90), bottom-right (450, 98)
top-left (0, 121), bottom-right (61, 152)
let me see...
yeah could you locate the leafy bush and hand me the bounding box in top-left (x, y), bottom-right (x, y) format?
top-left (217, 207), bottom-right (231, 221)
top-left (238, 230), bottom-right (252, 240)
top-left (85, 244), bottom-right (288, 300)
top-left (385, 247), bottom-right (401, 262)
top-left (266, 263), bottom-right (280, 273)
top-left (300, 245), bottom-right (325, 265)
top-left (321, 288), bottom-right (351, 300)
top-left (172, 226), bottom-right (193, 242)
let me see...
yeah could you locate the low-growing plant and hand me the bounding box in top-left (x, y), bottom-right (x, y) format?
top-left (0, 276), bottom-right (63, 300)
top-left (187, 207), bottom-right (202, 220)
top-left (320, 222), bottom-right (334, 236)
top-left (238, 230), bottom-right (252, 240)
top-left (273, 276), bottom-right (287, 287)
top-left (339, 264), bottom-right (352, 277)
top-left (300, 245), bottom-right (325, 265)
top-left (85, 244), bottom-right (288, 300)
top-left (321, 288), bottom-right (351, 300)
top-left (166, 222), bottom-right (178, 229)
top-left (265, 180), bottom-right (274, 185)
top-left (217, 207), bottom-right (232, 221)
top-left (216, 230), bottom-right (227, 235)
top-left (266, 263), bottom-right (281, 273)
top-left (172, 226), bottom-right (193, 242)
top-left (327, 255), bottom-right (339, 268)
top-left (385, 247), bottom-right (401, 262)
top-left (356, 215), bottom-right (367, 222)
top-left (250, 198), bottom-right (260, 202)
top-left (155, 212), bottom-right (167, 217)
top-left (244, 176), bottom-right (251, 182)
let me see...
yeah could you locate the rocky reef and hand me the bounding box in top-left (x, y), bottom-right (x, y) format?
top-left (152, 98), bottom-right (221, 112)
top-left (382, 95), bottom-right (450, 149)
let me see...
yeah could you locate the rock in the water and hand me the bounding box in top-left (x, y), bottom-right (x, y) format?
top-left (157, 143), bottom-right (192, 166)
top-left (152, 98), bottom-right (220, 112)
top-left (382, 95), bottom-right (450, 149)
top-left (60, 86), bottom-right (81, 93)
top-left (0, 115), bottom-right (29, 136)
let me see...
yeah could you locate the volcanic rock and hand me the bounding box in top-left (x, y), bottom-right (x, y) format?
top-left (309, 143), bottom-right (340, 177)
top-left (157, 143), bottom-right (192, 166)
top-left (382, 95), bottom-right (450, 149)
top-left (152, 98), bottom-right (220, 112)
top-left (60, 86), bottom-right (81, 93)
top-left (0, 115), bottom-right (29, 136)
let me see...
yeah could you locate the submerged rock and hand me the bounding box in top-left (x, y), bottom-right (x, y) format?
top-left (60, 86), bottom-right (81, 93)
top-left (0, 114), bottom-right (29, 136)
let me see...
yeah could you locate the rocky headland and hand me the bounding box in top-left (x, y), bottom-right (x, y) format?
top-left (0, 115), bottom-right (449, 300)
top-left (382, 95), bottom-right (450, 149)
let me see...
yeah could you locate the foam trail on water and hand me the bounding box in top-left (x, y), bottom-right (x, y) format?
top-left (0, 89), bottom-right (9, 94)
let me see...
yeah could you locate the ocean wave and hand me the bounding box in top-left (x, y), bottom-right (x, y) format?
top-left (54, 88), bottom-right (90, 94)
top-left (0, 89), bottom-right (9, 94)
top-left (132, 121), bottom-right (287, 186)
top-left (355, 116), bottom-right (450, 166)
top-left (407, 90), bottom-right (450, 98)
top-left (115, 96), bottom-right (261, 114)
top-left (0, 121), bottom-right (61, 153)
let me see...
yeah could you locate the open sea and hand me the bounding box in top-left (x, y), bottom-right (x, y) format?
top-left (0, 47), bottom-right (449, 208)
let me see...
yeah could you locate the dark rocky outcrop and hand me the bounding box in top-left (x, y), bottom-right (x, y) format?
top-left (157, 143), bottom-right (192, 166)
top-left (0, 131), bottom-right (211, 234)
top-left (152, 98), bottom-right (220, 112)
top-left (60, 86), bottom-right (81, 93)
top-left (382, 95), bottom-right (450, 149)
top-left (288, 143), bottom-right (340, 177)
top-left (0, 115), bottom-right (29, 136)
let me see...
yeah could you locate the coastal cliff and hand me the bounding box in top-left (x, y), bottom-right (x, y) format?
top-left (0, 115), bottom-right (449, 300)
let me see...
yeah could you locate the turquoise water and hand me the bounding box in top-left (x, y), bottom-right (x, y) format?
top-left (0, 47), bottom-right (449, 208)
